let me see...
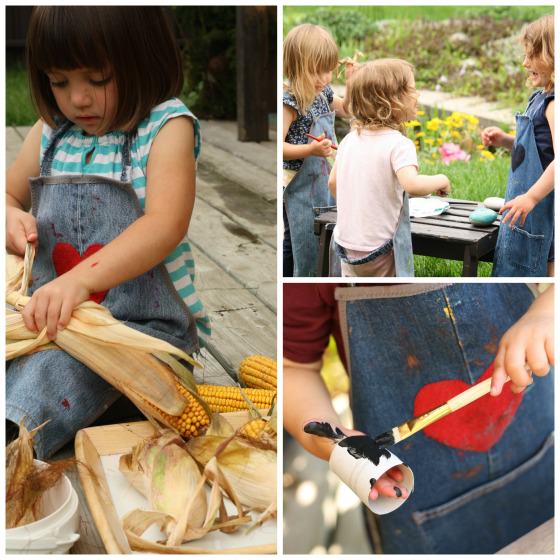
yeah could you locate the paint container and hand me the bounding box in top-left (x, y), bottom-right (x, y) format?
top-left (6, 461), bottom-right (80, 554)
top-left (329, 439), bottom-right (414, 515)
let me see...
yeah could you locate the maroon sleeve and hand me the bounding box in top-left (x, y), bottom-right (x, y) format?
top-left (283, 283), bottom-right (346, 367)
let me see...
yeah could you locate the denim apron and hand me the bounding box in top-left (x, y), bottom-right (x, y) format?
top-left (335, 284), bottom-right (553, 554)
top-left (6, 121), bottom-right (199, 459)
top-left (283, 99), bottom-right (336, 277)
top-left (333, 192), bottom-right (414, 277)
top-left (492, 94), bottom-right (554, 277)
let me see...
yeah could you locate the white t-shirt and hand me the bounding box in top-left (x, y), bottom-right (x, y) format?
top-left (333, 128), bottom-right (418, 252)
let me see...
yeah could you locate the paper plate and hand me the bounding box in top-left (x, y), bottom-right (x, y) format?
top-left (408, 196), bottom-right (450, 218)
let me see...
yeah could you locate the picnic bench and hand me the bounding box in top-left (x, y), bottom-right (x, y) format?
top-left (314, 198), bottom-right (501, 277)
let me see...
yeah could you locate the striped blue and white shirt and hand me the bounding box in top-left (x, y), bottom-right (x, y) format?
top-left (40, 98), bottom-right (211, 345)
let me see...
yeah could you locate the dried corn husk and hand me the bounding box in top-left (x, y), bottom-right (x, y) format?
top-left (6, 421), bottom-right (74, 528)
top-left (186, 416), bottom-right (276, 512)
top-left (6, 248), bottom-right (210, 437)
top-left (120, 432), bottom-right (254, 550)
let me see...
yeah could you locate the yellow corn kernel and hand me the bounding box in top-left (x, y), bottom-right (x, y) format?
top-left (196, 384), bottom-right (276, 412)
top-left (239, 355), bottom-right (277, 390)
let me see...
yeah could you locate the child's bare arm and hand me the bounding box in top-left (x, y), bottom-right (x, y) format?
top-left (284, 357), bottom-right (409, 500)
top-left (491, 285), bottom-right (554, 396)
top-left (481, 126), bottom-right (515, 151)
top-left (396, 165), bottom-right (451, 197)
top-left (6, 120), bottom-right (42, 255)
top-left (331, 94), bottom-right (351, 118)
top-left (283, 105), bottom-right (332, 160)
top-left (500, 101), bottom-right (555, 227)
top-left (22, 116), bottom-right (197, 339)
top-left (328, 160), bottom-right (337, 197)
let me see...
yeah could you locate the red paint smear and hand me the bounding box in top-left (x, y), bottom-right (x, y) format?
top-left (413, 363), bottom-right (523, 452)
top-left (61, 398), bottom-right (71, 410)
top-left (90, 261), bottom-right (99, 268)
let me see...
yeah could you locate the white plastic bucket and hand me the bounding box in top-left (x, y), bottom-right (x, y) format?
top-left (6, 461), bottom-right (80, 554)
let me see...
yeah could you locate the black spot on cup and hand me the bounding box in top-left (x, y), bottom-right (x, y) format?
top-left (369, 477), bottom-right (377, 488)
top-left (511, 144), bottom-right (526, 172)
top-left (394, 486), bottom-right (402, 498)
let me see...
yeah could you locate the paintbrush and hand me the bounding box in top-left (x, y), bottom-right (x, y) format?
top-left (373, 377), bottom-right (506, 447)
top-left (305, 132), bottom-right (338, 150)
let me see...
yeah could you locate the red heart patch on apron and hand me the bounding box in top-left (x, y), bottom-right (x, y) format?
top-left (52, 242), bottom-right (108, 304)
top-left (413, 364), bottom-right (523, 452)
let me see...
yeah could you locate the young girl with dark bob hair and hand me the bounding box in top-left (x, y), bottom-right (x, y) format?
top-left (6, 6), bottom-right (210, 458)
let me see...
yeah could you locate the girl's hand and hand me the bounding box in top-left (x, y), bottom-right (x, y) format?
top-left (370, 465), bottom-right (409, 501)
top-left (331, 427), bottom-right (409, 501)
top-left (22, 274), bottom-right (91, 340)
top-left (344, 60), bottom-right (360, 81)
top-left (491, 291), bottom-right (554, 396)
top-left (309, 134), bottom-right (333, 158)
top-left (6, 206), bottom-right (38, 256)
top-left (500, 193), bottom-right (538, 227)
top-left (434, 175), bottom-right (451, 197)
top-left (481, 126), bottom-right (506, 148)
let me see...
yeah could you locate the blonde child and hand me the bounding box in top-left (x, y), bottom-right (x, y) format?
top-left (6, 6), bottom-right (210, 458)
top-left (329, 59), bottom-right (450, 277)
top-left (283, 23), bottom-right (352, 277)
top-left (482, 15), bottom-right (554, 277)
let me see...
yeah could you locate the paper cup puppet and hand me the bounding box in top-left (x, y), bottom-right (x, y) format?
top-left (304, 421), bottom-right (414, 515)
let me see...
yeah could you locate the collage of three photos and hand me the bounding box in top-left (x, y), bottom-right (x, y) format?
top-left (5, 3), bottom-right (555, 555)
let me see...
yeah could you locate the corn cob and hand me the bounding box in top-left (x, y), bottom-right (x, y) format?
top-left (239, 418), bottom-right (276, 440)
top-left (196, 384), bottom-right (275, 413)
top-left (239, 355), bottom-right (277, 390)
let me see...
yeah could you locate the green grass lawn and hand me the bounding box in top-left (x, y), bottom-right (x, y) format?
top-left (413, 155), bottom-right (510, 277)
top-left (7, 61), bottom-right (37, 126)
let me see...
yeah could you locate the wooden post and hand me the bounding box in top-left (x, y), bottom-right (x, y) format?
top-left (236, 6), bottom-right (270, 142)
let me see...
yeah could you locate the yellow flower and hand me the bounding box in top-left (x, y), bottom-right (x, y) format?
top-left (480, 150), bottom-right (495, 160)
top-left (437, 138), bottom-right (443, 145)
top-left (416, 131), bottom-right (426, 138)
top-left (427, 119), bottom-right (442, 131)
top-left (476, 144), bottom-right (484, 150)
top-left (508, 129), bottom-right (516, 136)
top-left (431, 152), bottom-right (438, 158)
top-left (406, 120), bottom-right (421, 128)
top-left (425, 138), bottom-right (435, 145)
top-left (416, 110), bottom-right (426, 117)
top-left (451, 131), bottom-right (461, 139)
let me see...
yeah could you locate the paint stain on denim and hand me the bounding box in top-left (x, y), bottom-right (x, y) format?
top-left (61, 398), bottom-right (71, 410)
top-left (406, 354), bottom-right (420, 369)
top-left (452, 464), bottom-right (482, 479)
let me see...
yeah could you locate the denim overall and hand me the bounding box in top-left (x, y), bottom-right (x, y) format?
top-left (492, 93), bottom-right (554, 276)
top-left (333, 192), bottom-right (414, 277)
top-left (283, 101), bottom-right (336, 277)
top-left (335, 284), bottom-right (553, 554)
top-left (6, 121), bottom-right (199, 459)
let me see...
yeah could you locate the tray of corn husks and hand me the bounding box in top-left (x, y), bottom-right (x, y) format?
top-left (75, 413), bottom-right (276, 554)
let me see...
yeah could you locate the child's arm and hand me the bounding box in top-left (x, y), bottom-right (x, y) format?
top-left (331, 95), bottom-right (351, 118)
top-left (21, 117), bottom-right (196, 340)
top-left (396, 165), bottom-right (451, 197)
top-left (284, 357), bottom-right (408, 500)
top-left (481, 126), bottom-right (515, 151)
top-left (283, 105), bottom-right (332, 160)
top-left (500, 100), bottom-right (555, 227)
top-left (328, 159), bottom-right (337, 197)
top-left (6, 120), bottom-right (42, 255)
top-left (491, 285), bottom-right (553, 396)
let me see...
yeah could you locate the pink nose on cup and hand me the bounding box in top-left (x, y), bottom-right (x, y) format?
top-left (329, 438), bottom-right (414, 514)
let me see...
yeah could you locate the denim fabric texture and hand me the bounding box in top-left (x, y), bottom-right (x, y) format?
top-left (6, 122), bottom-right (199, 458)
top-left (335, 283), bottom-right (554, 553)
top-left (283, 109), bottom-right (336, 277)
top-left (283, 203), bottom-right (294, 277)
top-left (493, 93), bottom-right (554, 276)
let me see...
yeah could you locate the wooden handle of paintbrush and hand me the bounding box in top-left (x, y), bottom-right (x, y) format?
top-left (447, 378), bottom-right (498, 412)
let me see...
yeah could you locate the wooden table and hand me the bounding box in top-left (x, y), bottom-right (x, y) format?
top-left (313, 198), bottom-right (500, 277)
